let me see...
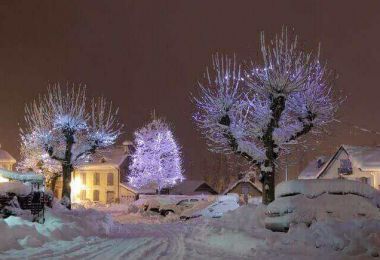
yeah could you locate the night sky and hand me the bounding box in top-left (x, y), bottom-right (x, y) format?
top-left (0, 1), bottom-right (380, 180)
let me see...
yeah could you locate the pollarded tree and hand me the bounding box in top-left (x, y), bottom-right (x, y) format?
top-left (21, 85), bottom-right (122, 208)
top-left (128, 117), bottom-right (184, 193)
top-left (18, 134), bottom-right (62, 193)
top-left (193, 29), bottom-right (338, 204)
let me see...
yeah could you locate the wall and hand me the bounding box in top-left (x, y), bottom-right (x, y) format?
top-left (320, 149), bottom-right (378, 189)
top-left (72, 167), bottom-right (120, 204)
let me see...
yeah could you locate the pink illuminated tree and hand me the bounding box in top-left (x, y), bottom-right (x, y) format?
top-left (193, 29), bottom-right (339, 204)
top-left (128, 117), bottom-right (184, 193)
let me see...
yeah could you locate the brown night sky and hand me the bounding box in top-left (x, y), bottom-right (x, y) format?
top-left (0, 1), bottom-right (380, 180)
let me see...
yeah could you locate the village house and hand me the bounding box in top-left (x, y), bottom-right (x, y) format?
top-left (0, 146), bottom-right (17, 183)
top-left (0, 145), bottom-right (16, 171)
top-left (55, 141), bottom-right (138, 204)
top-left (170, 180), bottom-right (218, 195)
top-left (223, 172), bottom-right (262, 204)
top-left (298, 145), bottom-right (380, 190)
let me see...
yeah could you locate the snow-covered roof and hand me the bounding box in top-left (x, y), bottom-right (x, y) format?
top-left (298, 156), bottom-right (330, 179)
top-left (0, 149), bottom-right (16, 163)
top-left (0, 168), bottom-right (44, 183)
top-left (120, 183), bottom-right (138, 194)
top-left (341, 145), bottom-right (380, 171)
top-left (299, 145), bottom-right (380, 180)
top-left (77, 146), bottom-right (131, 169)
top-left (170, 180), bottom-right (217, 195)
top-left (223, 176), bottom-right (263, 194)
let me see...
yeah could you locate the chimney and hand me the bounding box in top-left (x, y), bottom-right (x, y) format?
top-left (122, 140), bottom-right (133, 154)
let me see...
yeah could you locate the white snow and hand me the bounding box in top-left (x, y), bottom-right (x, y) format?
top-left (0, 168), bottom-right (44, 183)
top-left (0, 188), bottom-right (379, 259)
top-left (0, 182), bottom-right (32, 196)
top-left (276, 179), bottom-right (379, 202)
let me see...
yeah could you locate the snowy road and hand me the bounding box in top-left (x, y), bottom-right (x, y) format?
top-left (0, 221), bottom-right (256, 260)
top-left (0, 202), bottom-right (378, 260)
top-left (0, 219), bottom-right (359, 260)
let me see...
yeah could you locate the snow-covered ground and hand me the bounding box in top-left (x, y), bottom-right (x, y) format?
top-left (0, 192), bottom-right (379, 259)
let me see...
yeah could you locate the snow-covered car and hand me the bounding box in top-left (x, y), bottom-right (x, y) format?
top-left (194, 195), bottom-right (240, 218)
top-left (140, 197), bottom-right (214, 219)
top-left (265, 179), bottom-right (380, 232)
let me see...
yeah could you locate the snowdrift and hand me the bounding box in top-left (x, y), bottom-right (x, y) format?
top-left (0, 202), bottom-right (114, 251)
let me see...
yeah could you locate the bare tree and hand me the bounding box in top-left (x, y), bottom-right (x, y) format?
top-left (193, 29), bottom-right (339, 204)
top-left (21, 84), bottom-right (122, 208)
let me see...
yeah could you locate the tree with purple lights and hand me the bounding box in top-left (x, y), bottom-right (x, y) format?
top-left (193, 29), bottom-right (339, 204)
top-left (20, 85), bottom-right (122, 208)
top-left (128, 117), bottom-right (184, 193)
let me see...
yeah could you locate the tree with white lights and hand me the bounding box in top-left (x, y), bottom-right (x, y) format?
top-left (18, 135), bottom-right (61, 193)
top-left (20, 85), bottom-right (122, 208)
top-left (128, 117), bottom-right (184, 193)
top-left (193, 29), bottom-right (339, 204)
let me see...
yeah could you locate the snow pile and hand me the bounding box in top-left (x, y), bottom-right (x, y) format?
top-left (276, 179), bottom-right (378, 201)
top-left (283, 219), bottom-right (380, 257)
top-left (0, 182), bottom-right (32, 196)
top-left (0, 202), bottom-right (114, 251)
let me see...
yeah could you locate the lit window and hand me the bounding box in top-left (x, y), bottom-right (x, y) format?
top-left (81, 172), bottom-right (86, 185)
top-left (94, 172), bottom-right (100, 185)
top-left (93, 190), bottom-right (99, 201)
top-left (80, 190), bottom-right (86, 200)
top-left (107, 173), bottom-right (114, 186)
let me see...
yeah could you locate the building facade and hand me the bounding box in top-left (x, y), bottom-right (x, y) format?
top-left (299, 145), bottom-right (380, 190)
top-left (55, 142), bottom-right (137, 204)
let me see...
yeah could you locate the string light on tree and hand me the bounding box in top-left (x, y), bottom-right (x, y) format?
top-left (128, 116), bottom-right (184, 193)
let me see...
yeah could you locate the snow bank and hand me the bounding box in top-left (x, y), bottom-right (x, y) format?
top-left (0, 202), bottom-right (114, 251)
top-left (276, 179), bottom-right (379, 202)
top-left (0, 182), bottom-right (31, 196)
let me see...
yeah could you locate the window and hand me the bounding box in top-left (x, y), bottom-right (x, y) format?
top-left (338, 159), bottom-right (352, 175)
top-left (358, 177), bottom-right (369, 184)
top-left (81, 172), bottom-right (86, 185)
top-left (94, 172), bottom-right (100, 185)
top-left (93, 190), bottom-right (100, 201)
top-left (107, 173), bottom-right (114, 186)
top-left (106, 191), bottom-right (115, 203)
top-left (80, 190), bottom-right (86, 200)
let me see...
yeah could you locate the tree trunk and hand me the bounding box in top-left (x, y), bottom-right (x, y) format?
top-left (50, 175), bottom-right (58, 195)
top-left (61, 163), bottom-right (73, 209)
top-left (261, 169), bottom-right (275, 205)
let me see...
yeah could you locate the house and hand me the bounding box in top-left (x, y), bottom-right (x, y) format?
top-left (0, 146), bottom-right (17, 183)
top-left (298, 145), bottom-right (380, 190)
top-left (223, 172), bottom-right (262, 203)
top-left (0, 145), bottom-right (16, 172)
top-left (170, 180), bottom-right (218, 195)
top-left (63, 141), bottom-right (138, 204)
